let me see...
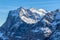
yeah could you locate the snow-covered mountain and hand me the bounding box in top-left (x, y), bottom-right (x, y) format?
top-left (0, 7), bottom-right (60, 40)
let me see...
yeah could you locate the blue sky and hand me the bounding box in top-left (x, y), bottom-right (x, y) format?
top-left (0, 0), bottom-right (60, 26)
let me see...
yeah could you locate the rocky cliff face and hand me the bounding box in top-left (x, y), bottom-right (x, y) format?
top-left (0, 7), bottom-right (60, 40)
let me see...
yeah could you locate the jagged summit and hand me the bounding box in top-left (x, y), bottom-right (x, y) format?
top-left (19, 7), bottom-right (47, 24)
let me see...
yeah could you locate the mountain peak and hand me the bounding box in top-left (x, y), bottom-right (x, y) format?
top-left (0, 7), bottom-right (60, 40)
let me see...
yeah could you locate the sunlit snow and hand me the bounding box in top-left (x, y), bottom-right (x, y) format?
top-left (19, 8), bottom-right (47, 24)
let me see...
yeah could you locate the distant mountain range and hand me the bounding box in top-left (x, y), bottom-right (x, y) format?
top-left (0, 7), bottom-right (60, 40)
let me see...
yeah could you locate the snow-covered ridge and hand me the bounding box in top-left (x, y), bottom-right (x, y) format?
top-left (19, 8), bottom-right (47, 24)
